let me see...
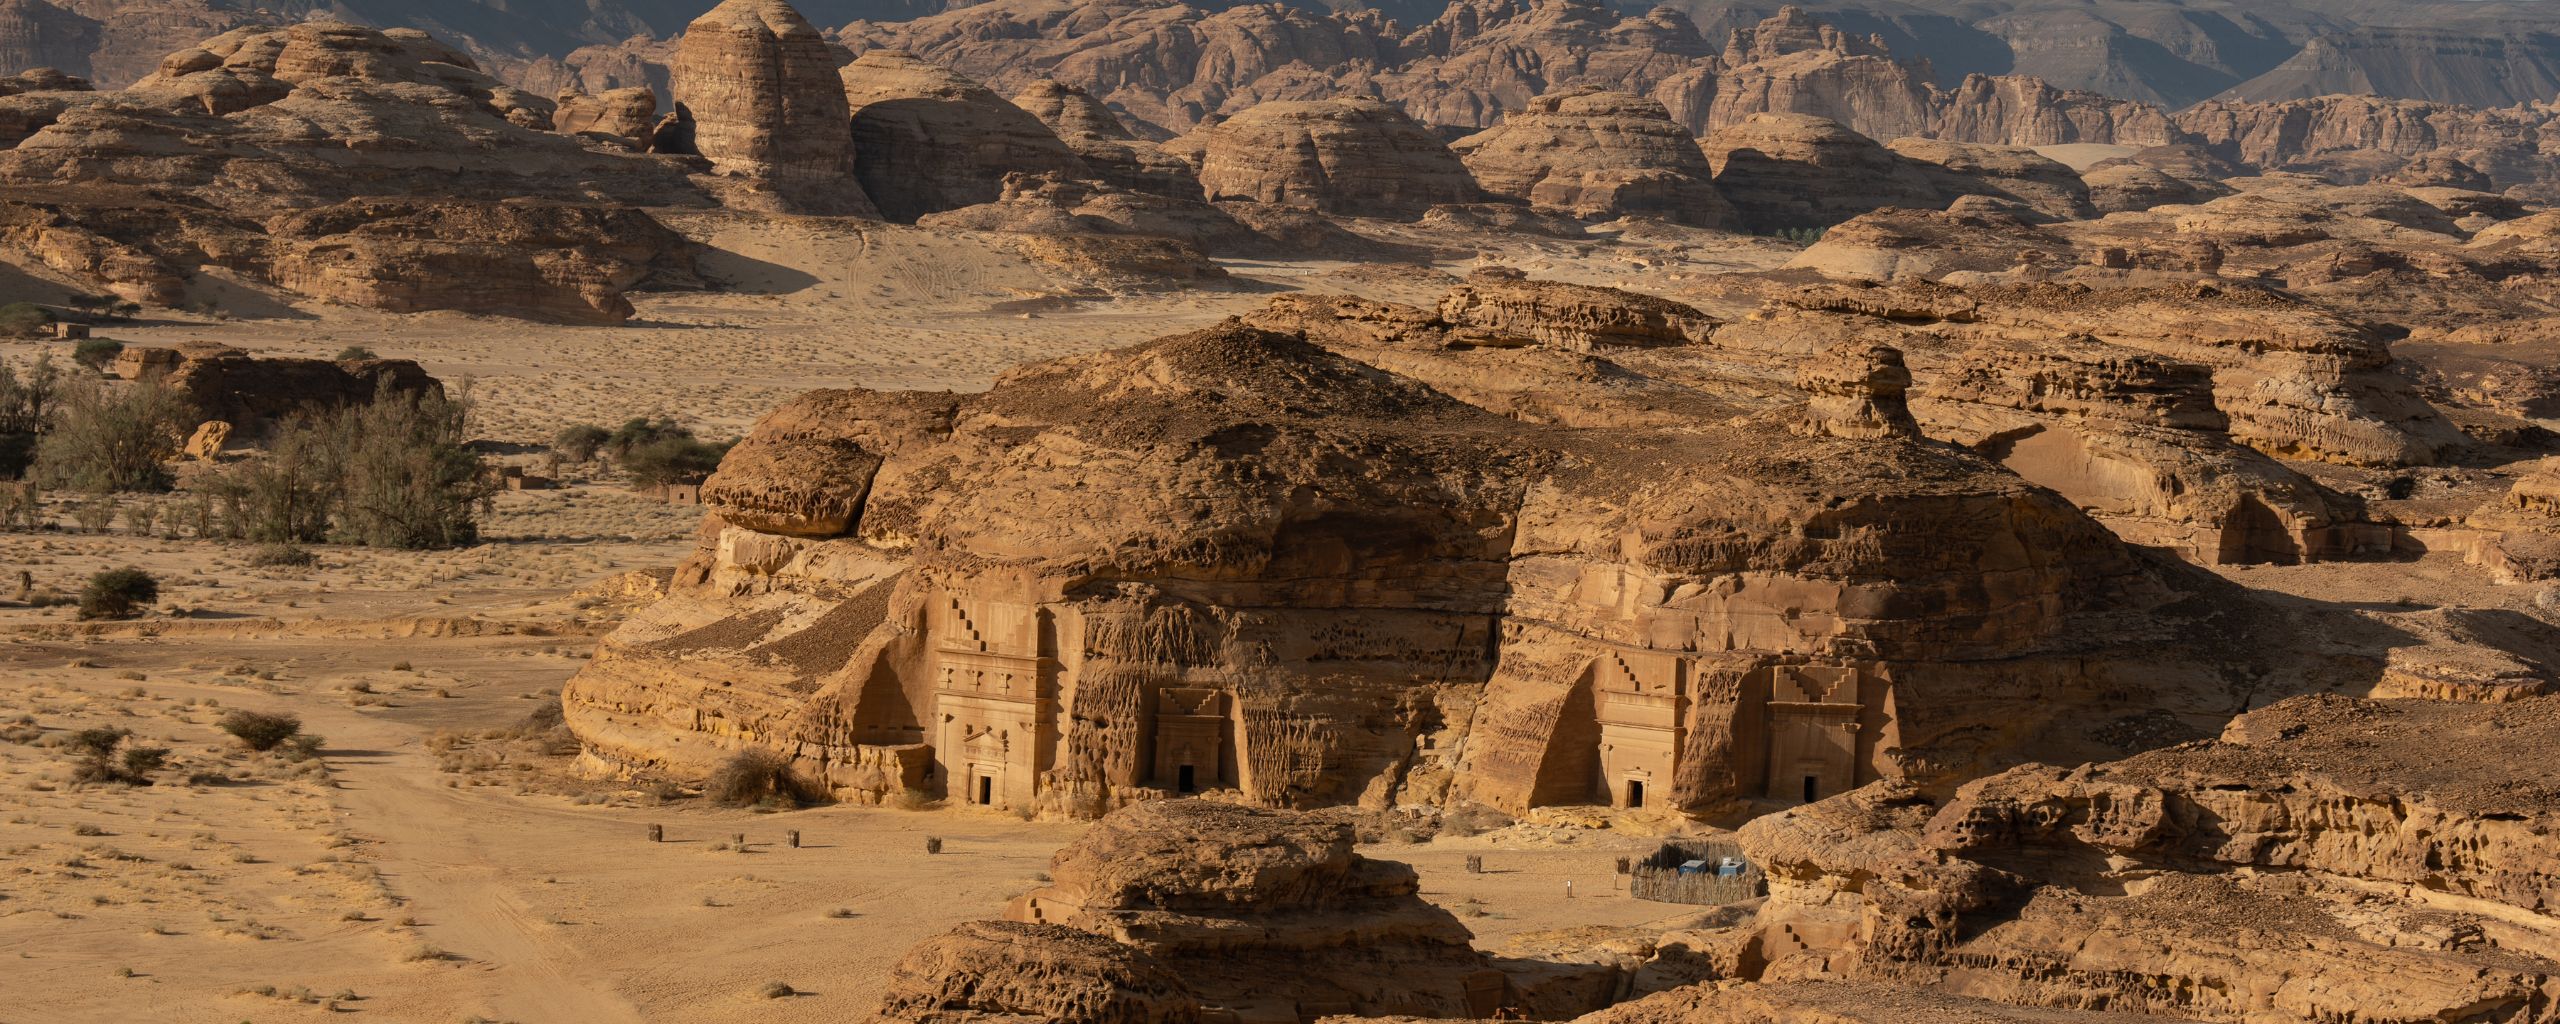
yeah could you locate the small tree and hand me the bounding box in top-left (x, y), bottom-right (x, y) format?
top-left (71, 339), bottom-right (122, 371)
top-left (218, 709), bottom-right (302, 752)
top-left (32, 376), bottom-right (192, 493)
top-left (335, 346), bottom-right (378, 361)
top-left (551, 423), bottom-right (610, 463)
top-left (314, 386), bottom-right (492, 549)
top-left (605, 417), bottom-right (690, 459)
top-left (621, 435), bottom-right (731, 488)
top-left (77, 567), bottom-right (157, 620)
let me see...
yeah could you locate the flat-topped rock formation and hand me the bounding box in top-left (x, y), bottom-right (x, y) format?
top-left (1451, 90), bottom-right (1737, 228)
top-left (1172, 98), bottom-right (1482, 219)
top-left (669, 0), bottom-right (870, 215)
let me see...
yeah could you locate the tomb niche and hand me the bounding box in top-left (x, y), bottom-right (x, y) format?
top-left (930, 594), bottom-right (1061, 810)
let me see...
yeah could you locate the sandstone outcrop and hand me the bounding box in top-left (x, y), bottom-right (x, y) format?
top-left (1883, 138), bottom-right (2093, 222)
top-left (1697, 113), bottom-right (1939, 232)
top-left (669, 0), bottom-right (870, 215)
top-left (996, 802), bottom-right (1510, 1019)
top-left (552, 85), bottom-right (657, 147)
top-left (2172, 93), bottom-right (2560, 190)
top-left (842, 50), bottom-right (1092, 223)
top-left (567, 302), bottom-right (2249, 824)
top-left (114, 342), bottom-right (441, 432)
top-left (1013, 78), bottom-right (1197, 198)
top-left (875, 919), bottom-right (1203, 1024)
top-left (0, 20), bottom-right (700, 319)
top-left (915, 172), bottom-right (1271, 256)
top-left (1699, 694), bottom-right (2560, 1024)
top-left (1173, 98), bottom-right (1481, 219)
top-left (1437, 266), bottom-right (1717, 350)
top-left (1450, 90), bottom-right (1736, 228)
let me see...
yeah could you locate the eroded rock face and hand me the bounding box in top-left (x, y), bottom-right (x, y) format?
top-left (115, 342), bottom-right (441, 432)
top-left (1884, 138), bottom-right (2093, 223)
top-left (1698, 113), bottom-right (1939, 233)
top-left (1707, 694), bottom-right (2560, 1024)
top-left (566, 306), bottom-right (2232, 826)
top-left (1014, 78), bottom-right (1198, 199)
top-left (1437, 266), bottom-right (1718, 350)
top-left (1173, 98), bottom-right (1482, 219)
top-left (2173, 93), bottom-right (2560, 190)
top-left (0, 20), bottom-right (699, 319)
top-left (875, 920), bottom-right (1203, 1024)
top-left (1451, 90), bottom-right (1736, 228)
top-left (553, 85), bottom-right (656, 146)
top-left (669, 0), bottom-right (869, 215)
top-left (843, 50), bottom-right (1091, 223)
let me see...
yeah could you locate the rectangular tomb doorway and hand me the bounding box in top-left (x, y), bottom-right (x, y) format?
top-left (1801, 775), bottom-right (1818, 803)
top-left (977, 775), bottom-right (993, 806)
top-left (1625, 779), bottom-right (1646, 809)
top-left (1177, 764), bottom-right (1197, 794)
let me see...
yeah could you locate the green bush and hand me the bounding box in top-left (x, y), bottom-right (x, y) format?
top-left (0, 302), bottom-right (53, 339)
top-left (208, 385), bottom-right (491, 550)
top-left (71, 339), bottom-right (122, 371)
top-left (217, 709), bottom-right (301, 752)
top-left (335, 346), bottom-right (378, 361)
top-left (32, 377), bottom-right (192, 493)
top-left (76, 567), bottom-right (157, 620)
top-left (605, 416), bottom-right (691, 458)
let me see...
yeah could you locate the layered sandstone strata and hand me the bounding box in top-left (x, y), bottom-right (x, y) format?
top-left (1451, 90), bottom-right (1736, 228)
top-left (1172, 98), bottom-right (1482, 218)
top-left (1696, 113), bottom-right (1940, 232)
top-left (668, 0), bottom-right (869, 215)
top-left (552, 85), bottom-right (657, 147)
top-left (842, 50), bottom-right (1092, 223)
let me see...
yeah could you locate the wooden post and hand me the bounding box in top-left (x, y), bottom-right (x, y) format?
top-left (787, 830), bottom-right (801, 849)
top-left (647, 824), bottom-right (662, 843)
top-left (1464, 854), bottom-right (1483, 874)
top-left (925, 837), bottom-right (943, 855)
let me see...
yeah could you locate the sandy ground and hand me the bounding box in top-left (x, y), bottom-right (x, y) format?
top-left (0, 538), bottom-right (1685, 1023)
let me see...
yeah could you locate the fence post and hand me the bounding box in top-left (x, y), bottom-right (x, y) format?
top-left (787, 830), bottom-right (801, 849)
top-left (1464, 854), bottom-right (1483, 874)
top-left (647, 824), bottom-right (662, 843)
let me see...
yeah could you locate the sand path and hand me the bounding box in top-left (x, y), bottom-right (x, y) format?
top-left (313, 703), bottom-right (650, 1024)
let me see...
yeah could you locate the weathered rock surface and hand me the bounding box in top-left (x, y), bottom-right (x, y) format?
top-left (567, 296), bottom-right (2253, 829)
top-left (1437, 266), bottom-right (1718, 350)
top-left (1013, 78), bottom-right (1197, 198)
top-left (552, 85), bottom-right (657, 147)
top-left (670, 0), bottom-right (870, 215)
top-left (1697, 113), bottom-right (1939, 232)
top-left (842, 50), bottom-right (1092, 223)
top-left (875, 919), bottom-right (1203, 1024)
top-left (1699, 694), bottom-right (2560, 1024)
top-left (1172, 98), bottom-right (1481, 219)
top-left (115, 341), bottom-right (440, 432)
top-left (0, 20), bottom-right (702, 319)
top-left (1451, 90), bottom-right (1736, 228)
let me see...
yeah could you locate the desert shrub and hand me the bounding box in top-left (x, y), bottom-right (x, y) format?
top-left (247, 543), bottom-right (316, 567)
top-left (705, 749), bottom-right (802, 807)
top-left (0, 302), bottom-right (53, 338)
top-left (77, 567), bottom-right (157, 620)
top-left (550, 423), bottom-right (609, 463)
top-left (65, 728), bottom-right (160, 785)
top-left (1438, 802), bottom-right (1514, 838)
top-left (67, 727), bottom-right (129, 757)
top-left (209, 385), bottom-right (491, 550)
top-left (218, 709), bottom-right (302, 752)
top-left (71, 339), bottom-right (122, 370)
top-left (0, 354), bottom-right (62, 479)
top-left (31, 376), bottom-right (192, 493)
top-left (621, 435), bottom-right (732, 487)
top-left (334, 346), bottom-right (378, 361)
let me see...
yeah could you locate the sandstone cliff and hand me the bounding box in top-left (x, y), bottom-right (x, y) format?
top-left (1171, 98), bottom-right (1481, 218)
top-left (670, 0), bottom-right (873, 215)
top-left (842, 50), bottom-right (1091, 223)
top-left (1451, 90), bottom-right (1737, 228)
